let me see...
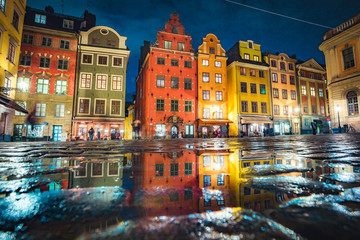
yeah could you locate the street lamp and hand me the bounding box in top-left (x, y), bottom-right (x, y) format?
top-left (335, 105), bottom-right (341, 133)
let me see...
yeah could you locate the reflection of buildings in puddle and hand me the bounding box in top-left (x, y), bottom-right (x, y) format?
top-left (304, 160), bottom-right (334, 180)
top-left (133, 151), bottom-right (199, 217)
top-left (198, 150), bottom-right (232, 212)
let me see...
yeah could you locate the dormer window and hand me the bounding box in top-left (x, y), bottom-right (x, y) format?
top-left (244, 53), bottom-right (250, 60)
top-left (171, 26), bottom-right (178, 34)
top-left (248, 41), bottom-right (253, 49)
top-left (209, 47), bottom-right (215, 54)
top-left (35, 14), bottom-right (46, 24)
top-left (63, 19), bottom-right (74, 29)
top-left (164, 40), bottom-right (172, 49)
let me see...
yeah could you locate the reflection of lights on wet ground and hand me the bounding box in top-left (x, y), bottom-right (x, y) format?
top-left (5, 194), bottom-right (40, 220)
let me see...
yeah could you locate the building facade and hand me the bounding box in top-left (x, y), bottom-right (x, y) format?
top-left (72, 26), bottom-right (130, 140)
top-left (197, 33), bottom-right (230, 138)
top-left (135, 12), bottom-right (197, 139)
top-left (0, 0), bottom-right (27, 141)
top-left (227, 40), bottom-right (272, 137)
top-left (266, 53), bottom-right (299, 135)
top-left (12, 6), bottom-right (95, 141)
top-left (319, 14), bottom-right (360, 131)
top-left (296, 59), bottom-right (329, 134)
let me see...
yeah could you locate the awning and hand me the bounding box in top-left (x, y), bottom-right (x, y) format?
top-left (72, 119), bottom-right (124, 124)
top-left (0, 94), bottom-right (28, 114)
top-left (240, 116), bottom-right (272, 124)
top-left (198, 119), bottom-right (232, 125)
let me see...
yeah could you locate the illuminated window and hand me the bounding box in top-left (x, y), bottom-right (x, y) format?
top-left (202, 59), bottom-right (209, 66)
top-left (274, 105), bottom-right (280, 115)
top-left (35, 103), bottom-right (46, 117)
top-left (250, 69), bottom-right (256, 77)
top-left (96, 74), bottom-right (107, 89)
top-left (35, 14), bottom-right (46, 24)
top-left (156, 75), bottom-right (165, 87)
top-left (81, 73), bottom-right (91, 88)
top-left (301, 85), bottom-right (307, 95)
top-left (112, 75), bottom-right (122, 90)
top-left (215, 74), bottom-right (222, 83)
top-left (273, 88), bottom-right (279, 98)
top-left (164, 40), bottom-right (172, 49)
top-left (319, 88), bottom-right (324, 97)
top-left (282, 89), bottom-right (288, 99)
top-left (244, 53), bottom-right (250, 60)
top-left (215, 61), bottom-right (221, 67)
top-left (203, 90), bottom-right (210, 100)
top-left (216, 91), bottom-right (223, 101)
top-left (272, 73), bottom-right (278, 82)
top-left (281, 74), bottom-right (287, 84)
top-left (240, 67), bottom-right (246, 75)
top-left (347, 91), bottom-right (359, 115)
top-left (253, 55), bottom-right (259, 61)
top-left (177, 42), bottom-right (185, 51)
top-left (202, 72), bottom-right (209, 82)
top-left (171, 77), bottom-right (179, 88)
top-left (203, 108), bottom-right (210, 119)
top-left (310, 87), bottom-right (315, 96)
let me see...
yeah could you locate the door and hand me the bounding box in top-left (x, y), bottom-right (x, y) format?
top-left (171, 125), bottom-right (178, 138)
top-left (13, 124), bottom-right (23, 141)
top-left (52, 125), bottom-right (62, 142)
top-left (185, 124), bottom-right (194, 138)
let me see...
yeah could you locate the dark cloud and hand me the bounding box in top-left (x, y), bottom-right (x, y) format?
top-left (28, 0), bottom-right (360, 97)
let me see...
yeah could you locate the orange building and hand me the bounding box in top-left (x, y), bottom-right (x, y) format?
top-left (265, 53), bottom-right (299, 135)
top-left (135, 12), bottom-right (197, 139)
top-left (197, 34), bottom-right (230, 137)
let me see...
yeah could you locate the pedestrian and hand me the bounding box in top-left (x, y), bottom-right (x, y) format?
top-left (217, 129), bottom-right (221, 138)
top-left (97, 131), bottom-right (101, 140)
top-left (88, 127), bottom-right (94, 141)
top-left (311, 122), bottom-right (317, 135)
top-left (116, 131), bottom-right (120, 139)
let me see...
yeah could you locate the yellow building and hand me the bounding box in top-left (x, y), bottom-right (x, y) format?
top-left (124, 104), bottom-right (134, 140)
top-left (0, 0), bottom-right (27, 141)
top-left (265, 53), bottom-right (299, 135)
top-left (227, 40), bottom-right (272, 137)
top-left (197, 33), bottom-right (230, 137)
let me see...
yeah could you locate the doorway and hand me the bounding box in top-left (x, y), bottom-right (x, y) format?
top-left (52, 125), bottom-right (62, 142)
top-left (13, 124), bottom-right (23, 141)
top-left (185, 124), bottom-right (194, 138)
top-left (171, 125), bottom-right (178, 138)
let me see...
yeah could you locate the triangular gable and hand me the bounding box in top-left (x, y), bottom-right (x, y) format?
top-left (300, 58), bottom-right (325, 71)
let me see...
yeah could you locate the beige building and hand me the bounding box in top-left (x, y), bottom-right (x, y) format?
top-left (319, 14), bottom-right (360, 132)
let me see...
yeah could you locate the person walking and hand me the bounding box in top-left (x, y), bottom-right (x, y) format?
top-left (88, 127), bottom-right (94, 141)
top-left (97, 131), bottom-right (101, 140)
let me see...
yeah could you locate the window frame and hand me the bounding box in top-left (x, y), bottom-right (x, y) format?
top-left (78, 98), bottom-right (91, 115)
top-left (111, 75), bottom-right (122, 91)
top-left (80, 72), bottom-right (92, 89)
top-left (95, 74), bottom-right (108, 90)
top-left (54, 104), bottom-right (65, 118)
top-left (35, 103), bottom-right (46, 117)
top-left (81, 53), bottom-right (93, 65)
top-left (110, 99), bottom-right (122, 115)
top-left (94, 98), bottom-right (107, 115)
top-left (97, 55), bottom-right (108, 66)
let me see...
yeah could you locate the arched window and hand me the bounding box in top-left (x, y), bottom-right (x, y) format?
top-left (347, 91), bottom-right (359, 115)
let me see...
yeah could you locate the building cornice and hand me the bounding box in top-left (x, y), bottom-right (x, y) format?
top-left (319, 23), bottom-right (360, 51)
top-left (24, 25), bottom-right (78, 39)
top-left (79, 45), bottom-right (130, 57)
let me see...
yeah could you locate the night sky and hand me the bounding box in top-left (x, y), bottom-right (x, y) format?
top-left (27, 0), bottom-right (360, 101)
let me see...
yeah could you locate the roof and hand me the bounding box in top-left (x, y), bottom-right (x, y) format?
top-left (0, 94), bottom-right (28, 114)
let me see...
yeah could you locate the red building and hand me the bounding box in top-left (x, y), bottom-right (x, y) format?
top-left (135, 12), bottom-right (197, 139)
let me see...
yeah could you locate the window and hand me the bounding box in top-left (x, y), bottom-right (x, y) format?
top-left (95, 99), bottom-right (105, 114)
top-left (280, 74), bottom-right (286, 84)
top-left (318, 74), bottom-right (322, 80)
top-left (241, 101), bottom-right (248, 112)
top-left (54, 104), bottom-right (65, 117)
top-left (92, 37), bottom-right (100, 44)
top-left (171, 59), bottom-right (179, 66)
top-left (22, 34), bottom-right (34, 44)
top-left (303, 104), bottom-right (308, 113)
top-left (92, 163), bottom-right (103, 176)
top-left (0, 0), bottom-right (5, 13)
top-left (272, 73), bottom-right (278, 82)
top-left (261, 102), bottom-right (267, 113)
top-left (177, 42), bottom-right (185, 51)
top-left (155, 164), bottom-right (164, 177)
top-left (108, 162), bottom-right (119, 176)
top-left (288, 63), bottom-right (294, 70)
top-left (260, 84), bottom-right (266, 94)
top-left (157, 57), bottom-right (165, 65)
top-left (155, 124), bottom-right (166, 136)
top-left (240, 82), bottom-right (247, 93)
top-left (309, 73), bottom-right (314, 79)
top-left (60, 40), bottom-right (70, 49)
top-left (321, 106), bottom-right (325, 114)
top-left (301, 85), bottom-right (307, 95)
top-left (36, 78), bottom-right (49, 94)
top-left (204, 156), bottom-right (210, 166)
top-left (107, 39), bottom-right (115, 46)
top-left (184, 188), bottom-right (193, 200)
top-left (15, 101), bottom-right (26, 116)
top-left (184, 61), bottom-right (192, 68)
top-left (290, 76), bottom-right (295, 85)
top-left (16, 77), bottom-right (30, 92)
top-left (35, 14), bottom-right (46, 24)
top-left (243, 162), bottom-right (250, 167)
top-left (57, 59), bottom-right (68, 70)
top-left (216, 91), bottom-right (223, 101)
top-left (319, 88), bottom-right (324, 97)
top-left (251, 102), bottom-right (258, 113)
top-left (203, 108), bottom-right (210, 119)
top-left (35, 103), bottom-right (46, 117)
top-left (240, 67), bottom-right (246, 75)
top-left (309, 87), bottom-right (315, 96)
top-left (250, 83), bottom-right (257, 94)
top-left (217, 175), bottom-right (224, 186)
top-left (213, 73), bottom-right (222, 83)
top-left (209, 47), bottom-right (215, 54)
top-left (202, 72), bottom-right (209, 82)
top-left (171, 25), bottom-right (178, 33)
top-left (185, 163), bottom-right (192, 175)
top-left (244, 187), bottom-right (251, 195)
top-left (273, 88), bottom-right (279, 98)
top-left (284, 105), bottom-right (289, 115)
top-left (184, 78), bottom-right (192, 89)
top-left (7, 42), bottom-right (16, 63)
top-left (185, 101), bottom-right (192, 112)
top-left (79, 99), bottom-right (90, 114)
top-left (19, 54), bottom-right (32, 66)
top-left (81, 73), bottom-right (91, 88)
top-left (39, 57), bottom-right (50, 68)
top-left (347, 91), bottom-right (359, 115)
top-left (202, 59), bottom-right (209, 66)
top-left (111, 100), bottom-right (121, 115)
top-left (12, 10), bottom-right (20, 30)
top-left (204, 175), bottom-right (211, 187)
top-left (156, 99), bottom-right (164, 111)
top-left (244, 53), bottom-right (250, 60)
top-left (250, 69), bottom-right (256, 77)
top-left (164, 40), bottom-right (172, 49)
top-left (63, 19), bottom-right (74, 29)
top-left (215, 61), bottom-right (221, 67)
top-left (274, 105), bottom-right (280, 115)
top-left (253, 55), bottom-right (259, 61)
top-left (282, 89), bottom-right (288, 99)
top-left (259, 70), bottom-right (264, 78)
top-left (217, 109), bottom-right (223, 119)
top-left (41, 37), bottom-right (52, 47)
top-left (96, 74), bottom-right (107, 89)
top-left (291, 90), bottom-right (296, 100)
top-left (170, 163), bottom-right (178, 176)
top-left (203, 90), bottom-right (210, 100)
top-left (171, 100), bottom-right (178, 112)
top-left (82, 54), bottom-right (92, 64)
top-left (312, 105), bottom-right (317, 114)
top-left (171, 77), bottom-right (179, 88)
top-left (156, 75), bottom-right (165, 87)
top-left (248, 41), bottom-right (253, 49)
top-left (271, 60), bottom-right (277, 67)
top-left (217, 156), bottom-right (224, 166)
top-left (280, 62), bottom-right (286, 70)
top-left (300, 71), bottom-right (305, 77)
top-left (3, 77), bottom-right (11, 95)
top-left (55, 80), bottom-right (67, 94)
top-left (112, 75), bottom-right (122, 90)
top-left (98, 56), bottom-right (108, 65)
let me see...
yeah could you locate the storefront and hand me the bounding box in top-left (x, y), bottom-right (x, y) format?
top-left (152, 114), bottom-right (195, 139)
top-left (198, 119), bottom-right (231, 138)
top-left (274, 117), bottom-right (300, 135)
top-left (72, 120), bottom-right (124, 140)
top-left (239, 116), bottom-right (273, 137)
